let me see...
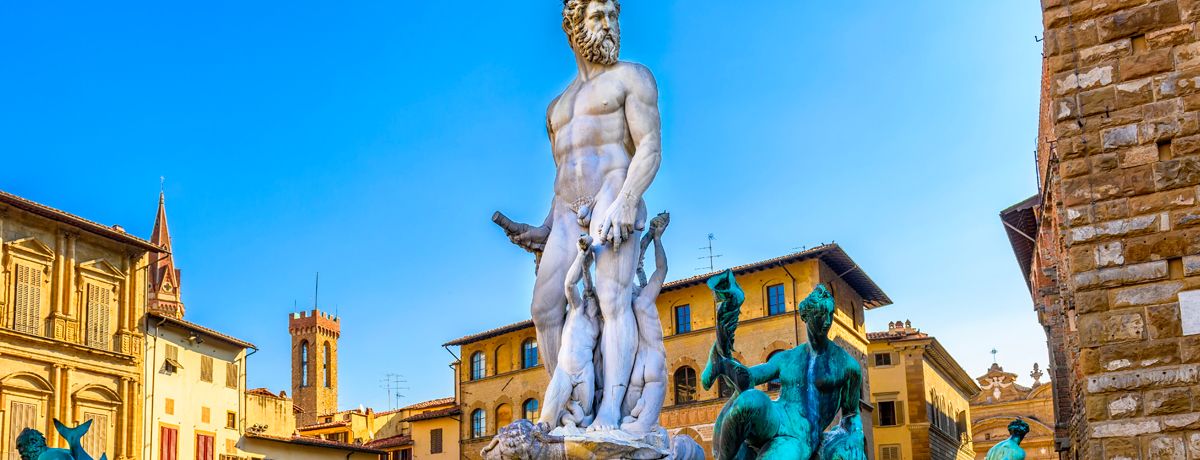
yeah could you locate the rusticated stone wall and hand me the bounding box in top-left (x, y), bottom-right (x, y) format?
top-left (1037, 0), bottom-right (1200, 457)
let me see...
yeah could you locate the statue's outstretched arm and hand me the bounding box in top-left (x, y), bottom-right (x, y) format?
top-left (636, 231), bottom-right (668, 305)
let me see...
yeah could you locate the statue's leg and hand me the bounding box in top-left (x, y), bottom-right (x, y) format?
top-left (620, 380), bottom-right (664, 432)
top-left (758, 436), bottom-right (813, 460)
top-left (530, 213), bottom-right (581, 376)
top-left (716, 390), bottom-right (779, 460)
top-left (537, 369), bottom-right (574, 427)
top-left (587, 237), bottom-right (639, 431)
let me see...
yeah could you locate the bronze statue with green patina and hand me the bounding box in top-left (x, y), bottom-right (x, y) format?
top-left (702, 270), bottom-right (866, 460)
top-left (984, 418), bottom-right (1029, 460)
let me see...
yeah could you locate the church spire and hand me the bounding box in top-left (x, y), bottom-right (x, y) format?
top-left (148, 190), bottom-right (185, 319)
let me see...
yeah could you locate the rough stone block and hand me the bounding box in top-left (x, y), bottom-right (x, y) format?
top-left (1069, 215), bottom-right (1160, 245)
top-left (1073, 244), bottom-right (1099, 272)
top-left (1113, 281), bottom-right (1184, 308)
top-left (1079, 289), bottom-right (1111, 314)
top-left (1161, 413), bottom-right (1200, 431)
top-left (1098, 1), bottom-right (1183, 42)
top-left (1099, 311), bottom-right (1146, 343)
top-left (1121, 144), bottom-right (1161, 168)
top-left (1105, 123), bottom-right (1141, 150)
top-left (1095, 152), bottom-right (1121, 172)
top-left (1176, 42), bottom-right (1200, 70)
top-left (1063, 157), bottom-right (1091, 178)
top-left (1157, 67), bottom-right (1200, 98)
top-left (1115, 337), bottom-right (1179, 369)
top-left (1148, 23), bottom-right (1194, 48)
top-left (1107, 392), bottom-right (1142, 418)
top-left (1182, 336), bottom-right (1200, 362)
top-left (1145, 387), bottom-right (1193, 415)
top-left (1184, 255), bottom-right (1200, 276)
top-left (1096, 198), bottom-right (1131, 221)
top-left (1130, 189), bottom-right (1197, 214)
top-left (1086, 364), bottom-right (1200, 393)
top-left (1118, 77), bottom-right (1156, 109)
top-left (1074, 260), bottom-right (1168, 289)
top-left (1154, 157), bottom-right (1200, 190)
top-left (1124, 232), bottom-right (1188, 263)
top-left (1059, 65), bottom-right (1116, 96)
top-left (1189, 432), bottom-right (1200, 460)
top-left (1083, 39), bottom-right (1132, 66)
top-left (1091, 418), bottom-right (1162, 437)
top-left (1147, 302), bottom-right (1184, 339)
top-left (1175, 209), bottom-right (1200, 228)
top-left (1104, 436), bottom-right (1141, 459)
top-left (1097, 241), bottom-right (1126, 267)
top-left (1142, 118), bottom-right (1183, 143)
top-left (1145, 434), bottom-right (1187, 459)
top-left (1082, 86), bottom-right (1118, 117)
top-left (1123, 47), bottom-right (1174, 80)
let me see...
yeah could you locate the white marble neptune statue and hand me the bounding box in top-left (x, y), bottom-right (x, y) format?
top-left (494, 0), bottom-right (660, 434)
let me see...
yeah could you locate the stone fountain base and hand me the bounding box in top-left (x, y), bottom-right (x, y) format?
top-left (481, 420), bottom-right (703, 460)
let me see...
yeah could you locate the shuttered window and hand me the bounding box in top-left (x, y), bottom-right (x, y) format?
top-left (85, 283), bottom-right (112, 350)
top-left (430, 428), bottom-right (443, 454)
top-left (201, 356), bottom-right (213, 382)
top-left (13, 264), bottom-right (42, 335)
top-left (879, 444), bottom-right (901, 460)
top-left (226, 362), bottom-right (238, 388)
top-left (196, 433), bottom-right (214, 460)
top-left (160, 426), bottom-right (178, 460)
top-left (82, 412), bottom-right (109, 458)
top-left (8, 401), bottom-right (38, 460)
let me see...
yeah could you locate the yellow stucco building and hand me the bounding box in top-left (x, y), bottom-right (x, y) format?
top-left (0, 190), bottom-right (159, 460)
top-left (968, 363), bottom-right (1054, 460)
top-left (295, 396), bottom-right (460, 460)
top-left (866, 321), bottom-right (979, 460)
top-left (444, 244), bottom-right (891, 458)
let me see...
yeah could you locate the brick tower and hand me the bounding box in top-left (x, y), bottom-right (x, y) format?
top-left (148, 191), bottom-right (184, 318)
top-left (289, 308), bottom-right (340, 426)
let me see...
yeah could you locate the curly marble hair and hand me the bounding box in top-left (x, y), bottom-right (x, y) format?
top-left (1008, 418), bottom-right (1031, 438)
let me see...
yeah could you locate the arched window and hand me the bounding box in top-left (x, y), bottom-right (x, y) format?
top-left (494, 344), bottom-right (511, 374)
top-left (322, 342), bottom-right (332, 387)
top-left (673, 367), bottom-right (697, 404)
top-left (521, 339), bottom-right (539, 369)
top-left (522, 399), bottom-right (539, 421)
top-left (470, 352), bottom-right (486, 381)
top-left (471, 409), bottom-right (486, 438)
top-left (496, 403), bottom-right (512, 428)
top-left (300, 340), bottom-right (310, 387)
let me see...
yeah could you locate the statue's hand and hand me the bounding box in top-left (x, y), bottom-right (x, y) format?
top-left (510, 224), bottom-right (551, 252)
top-left (724, 358), bottom-right (752, 391)
top-left (599, 195), bottom-right (640, 247)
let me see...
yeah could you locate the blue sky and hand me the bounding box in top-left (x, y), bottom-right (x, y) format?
top-left (1, 1), bottom-right (1047, 408)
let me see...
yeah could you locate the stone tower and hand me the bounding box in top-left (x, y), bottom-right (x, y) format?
top-left (289, 308), bottom-right (340, 426)
top-left (148, 191), bottom-right (184, 319)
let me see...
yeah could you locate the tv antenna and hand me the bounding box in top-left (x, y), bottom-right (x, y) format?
top-left (990, 348), bottom-right (998, 365)
top-left (697, 233), bottom-right (722, 272)
top-left (380, 374), bottom-right (409, 410)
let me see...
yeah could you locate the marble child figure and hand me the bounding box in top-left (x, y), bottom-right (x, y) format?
top-left (984, 418), bottom-right (1029, 460)
top-left (620, 213), bottom-right (670, 433)
top-left (538, 235), bottom-right (602, 428)
top-left (495, 0), bottom-right (661, 432)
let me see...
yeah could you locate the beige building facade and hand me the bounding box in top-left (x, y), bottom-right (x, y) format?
top-left (867, 321), bottom-right (979, 460)
top-left (445, 244), bottom-right (891, 458)
top-left (968, 363), bottom-right (1055, 460)
top-left (0, 190), bottom-right (159, 460)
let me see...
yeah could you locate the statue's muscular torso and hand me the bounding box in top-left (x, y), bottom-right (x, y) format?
top-left (548, 62), bottom-right (651, 215)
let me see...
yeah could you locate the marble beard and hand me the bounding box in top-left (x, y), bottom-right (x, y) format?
top-left (486, 1), bottom-right (701, 458)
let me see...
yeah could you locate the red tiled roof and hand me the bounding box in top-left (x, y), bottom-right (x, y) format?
top-left (866, 329), bottom-right (929, 341)
top-left (0, 189), bottom-right (162, 252)
top-left (148, 311), bottom-right (256, 349)
top-left (364, 434), bottom-right (413, 449)
top-left (374, 397), bottom-right (456, 417)
top-left (401, 407), bottom-right (461, 423)
top-left (244, 432), bottom-right (384, 454)
top-left (298, 420), bottom-right (349, 431)
top-left (443, 320), bottom-right (534, 347)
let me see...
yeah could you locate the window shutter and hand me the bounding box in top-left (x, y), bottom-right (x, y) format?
top-left (431, 428), bottom-right (443, 454)
top-left (873, 404), bottom-right (881, 426)
top-left (201, 356), bottom-right (213, 382)
top-left (897, 402), bottom-right (905, 425)
top-left (86, 284), bottom-right (112, 350)
top-left (14, 264), bottom-right (43, 335)
top-left (226, 362), bottom-right (238, 388)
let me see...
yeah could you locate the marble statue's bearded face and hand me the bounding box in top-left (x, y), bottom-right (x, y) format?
top-left (563, 0), bottom-right (621, 65)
